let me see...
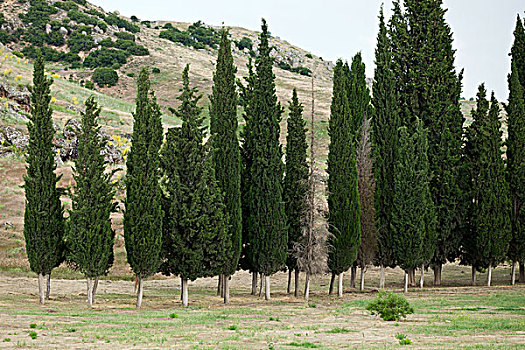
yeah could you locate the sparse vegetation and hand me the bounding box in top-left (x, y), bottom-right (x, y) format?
top-left (160, 21), bottom-right (220, 49)
top-left (92, 67), bottom-right (119, 87)
top-left (366, 291), bottom-right (414, 321)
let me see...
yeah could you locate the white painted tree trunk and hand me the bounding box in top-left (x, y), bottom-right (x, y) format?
top-left (224, 275), bottom-right (230, 304)
top-left (136, 276), bottom-right (143, 308)
top-left (471, 266), bottom-right (477, 286)
top-left (404, 272), bottom-right (408, 293)
top-left (304, 273), bottom-right (310, 301)
top-left (420, 264), bottom-right (425, 289)
top-left (45, 274), bottom-right (51, 300)
top-left (87, 278), bottom-right (93, 308)
top-left (38, 273), bottom-right (45, 305)
top-left (360, 266), bottom-right (366, 291)
top-left (182, 278), bottom-right (189, 307)
top-left (92, 277), bottom-right (99, 304)
top-left (294, 269), bottom-right (300, 298)
top-left (264, 275), bottom-right (271, 300)
top-left (379, 265), bottom-right (385, 289)
top-left (251, 272), bottom-right (258, 295)
top-left (487, 264), bottom-right (492, 287)
top-left (337, 272), bottom-right (343, 297)
top-left (511, 261), bottom-right (516, 286)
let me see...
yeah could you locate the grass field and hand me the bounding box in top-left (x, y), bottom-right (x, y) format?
top-left (0, 264), bottom-right (524, 349)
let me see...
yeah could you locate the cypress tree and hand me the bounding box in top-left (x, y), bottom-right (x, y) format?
top-left (347, 52), bottom-right (371, 139)
top-left (241, 19), bottom-right (287, 300)
top-left (161, 64), bottom-right (229, 307)
top-left (463, 86), bottom-right (511, 286)
top-left (327, 59), bottom-right (361, 297)
top-left (391, 120), bottom-right (436, 293)
top-left (508, 16), bottom-right (525, 283)
top-left (67, 96), bottom-right (116, 308)
top-left (391, 0), bottom-right (465, 285)
top-left (209, 28), bottom-right (242, 304)
top-left (371, 7), bottom-right (399, 288)
top-left (24, 53), bottom-right (65, 305)
top-left (283, 88), bottom-right (308, 297)
top-left (507, 62), bottom-right (525, 284)
top-left (124, 68), bottom-right (163, 308)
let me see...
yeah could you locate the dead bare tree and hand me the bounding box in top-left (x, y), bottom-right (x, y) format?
top-left (356, 117), bottom-right (377, 291)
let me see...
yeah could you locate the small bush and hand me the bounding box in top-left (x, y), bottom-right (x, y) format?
top-left (83, 48), bottom-right (129, 69)
top-left (126, 72), bottom-right (135, 77)
top-left (235, 37), bottom-right (253, 51)
top-left (67, 32), bottom-right (95, 53)
top-left (395, 333), bottom-right (412, 345)
top-left (67, 9), bottom-right (98, 26)
top-left (84, 80), bottom-right (94, 90)
top-left (85, 8), bottom-right (106, 20)
top-left (169, 313), bottom-right (178, 318)
top-left (29, 323), bottom-right (37, 329)
top-left (28, 331), bottom-right (37, 340)
top-left (54, 1), bottom-right (78, 11)
top-left (115, 32), bottom-right (135, 42)
top-left (305, 53), bottom-right (313, 59)
top-left (366, 291), bottom-right (414, 321)
top-left (92, 67), bottom-right (118, 87)
top-left (130, 15), bottom-right (139, 23)
top-left (152, 67), bottom-right (160, 74)
top-left (227, 325), bottom-right (237, 330)
top-left (105, 13), bottom-right (140, 33)
top-left (3, 338), bottom-right (10, 342)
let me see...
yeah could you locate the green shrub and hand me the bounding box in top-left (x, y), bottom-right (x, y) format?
top-left (395, 333), bottom-right (412, 345)
top-left (84, 80), bottom-right (95, 90)
top-left (126, 72), bottom-right (135, 77)
top-left (152, 67), bottom-right (160, 74)
top-left (305, 53), bottom-right (313, 59)
top-left (0, 30), bottom-right (9, 45)
top-left (235, 37), bottom-right (253, 51)
top-left (92, 67), bottom-right (118, 87)
top-left (0, 13), bottom-right (5, 27)
top-left (163, 23), bottom-right (173, 29)
top-left (71, 0), bottom-right (87, 5)
top-left (67, 32), bottom-right (95, 53)
top-left (130, 15), bottom-right (139, 23)
top-left (105, 13), bottom-right (139, 33)
top-left (83, 48), bottom-right (129, 69)
top-left (54, 1), bottom-right (78, 11)
top-left (159, 20), bottom-right (219, 49)
top-left (28, 331), bottom-right (37, 340)
top-left (85, 8), bottom-right (105, 20)
top-left (20, 0), bottom-right (58, 27)
top-left (29, 323), bottom-right (37, 329)
top-left (141, 20), bottom-right (151, 28)
top-left (168, 313), bottom-right (178, 318)
top-left (366, 291), bottom-right (414, 321)
top-left (114, 32), bottom-right (135, 41)
top-left (67, 9), bottom-right (97, 26)
top-left (12, 51), bottom-right (24, 58)
top-left (22, 45), bottom-right (81, 65)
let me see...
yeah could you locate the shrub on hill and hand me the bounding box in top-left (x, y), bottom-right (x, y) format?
top-left (19, 0), bottom-right (58, 27)
top-left (54, 1), bottom-right (78, 11)
top-left (366, 291), bottom-right (414, 321)
top-left (235, 37), bottom-right (253, 51)
top-left (277, 61), bottom-right (312, 77)
top-left (22, 45), bottom-right (81, 65)
top-left (67, 32), bottom-right (95, 53)
top-left (71, 0), bottom-right (87, 5)
top-left (92, 67), bottom-right (118, 87)
top-left (85, 8), bottom-right (106, 20)
top-left (114, 32), bottom-right (135, 42)
top-left (105, 13), bottom-right (139, 33)
top-left (159, 21), bottom-right (219, 49)
top-left (83, 48), bottom-right (129, 69)
top-left (67, 9), bottom-right (98, 26)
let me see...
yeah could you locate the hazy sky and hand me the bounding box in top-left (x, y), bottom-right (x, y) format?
top-left (90, 0), bottom-right (525, 100)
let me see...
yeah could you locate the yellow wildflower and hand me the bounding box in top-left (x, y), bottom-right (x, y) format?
top-left (51, 97), bottom-right (57, 103)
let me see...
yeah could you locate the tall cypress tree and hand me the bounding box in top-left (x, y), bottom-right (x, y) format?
top-left (371, 7), bottom-right (399, 288)
top-left (24, 53), bottom-right (65, 305)
top-left (161, 64), bottom-right (229, 307)
top-left (327, 59), bottom-right (361, 297)
top-left (67, 96), bottom-right (116, 308)
top-left (347, 52), bottom-right (371, 139)
top-left (507, 62), bottom-right (525, 284)
top-left (242, 19), bottom-right (287, 300)
top-left (209, 28), bottom-right (241, 304)
top-left (391, 120), bottom-right (436, 292)
top-left (283, 88), bottom-right (308, 297)
top-left (124, 68), bottom-right (163, 308)
top-left (391, 0), bottom-right (465, 285)
top-left (508, 16), bottom-right (525, 283)
top-left (463, 86), bottom-right (511, 286)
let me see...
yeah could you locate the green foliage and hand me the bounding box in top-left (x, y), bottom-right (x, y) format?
top-left (54, 1), bottom-right (78, 11)
top-left (83, 48), bottom-right (129, 69)
top-left (241, 19), bottom-right (287, 276)
top-left (29, 331), bottom-right (37, 340)
top-left (366, 291), bottom-right (414, 321)
top-left (67, 32), bottom-right (95, 53)
top-left (327, 60), bottom-right (360, 275)
top-left (20, 0), bottom-right (58, 27)
top-left (160, 65), bottom-right (229, 281)
top-left (67, 9), bottom-right (98, 26)
top-left (277, 61), bottom-right (312, 76)
top-left (169, 313), bottom-right (178, 318)
top-left (284, 88), bottom-right (308, 272)
top-left (0, 13), bottom-right (5, 27)
top-left (395, 333), bottom-right (412, 345)
top-left (23, 54), bottom-right (65, 277)
top-left (160, 21), bottom-right (220, 49)
top-left (29, 323), bottom-right (36, 329)
top-left (391, 120), bottom-right (436, 272)
top-left (71, 0), bottom-right (87, 5)
top-left (141, 20), bottom-right (151, 28)
top-left (235, 37), bottom-right (253, 51)
top-left (124, 68), bottom-right (163, 279)
top-left (305, 53), bottom-right (313, 59)
top-left (209, 29), bottom-right (242, 277)
top-left (105, 13), bottom-right (140, 33)
top-left (347, 52), bottom-right (370, 139)
top-left (0, 30), bottom-right (10, 45)
top-left (67, 97), bottom-right (116, 279)
top-left (151, 67), bottom-right (160, 74)
top-left (510, 16), bottom-right (525, 90)
top-left (85, 8), bottom-right (106, 20)
top-left (130, 15), bottom-right (139, 22)
top-left (114, 31), bottom-right (135, 41)
top-left (92, 68), bottom-right (119, 87)
top-left (22, 45), bottom-right (81, 64)
top-left (84, 80), bottom-right (94, 90)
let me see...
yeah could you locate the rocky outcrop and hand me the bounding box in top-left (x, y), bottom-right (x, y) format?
top-left (0, 82), bottom-right (31, 112)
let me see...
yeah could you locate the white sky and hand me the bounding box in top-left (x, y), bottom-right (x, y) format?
top-left (89, 0), bottom-right (525, 100)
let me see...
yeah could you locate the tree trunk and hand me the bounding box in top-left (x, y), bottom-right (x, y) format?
top-left (45, 274), bottom-right (51, 300)
top-left (434, 264), bottom-right (442, 286)
top-left (360, 266), bottom-right (366, 291)
top-left (487, 263), bottom-right (492, 287)
top-left (287, 269), bottom-right (292, 294)
top-left (182, 278), bottom-right (189, 307)
top-left (264, 275), bottom-right (271, 301)
top-left (420, 264), bottom-right (424, 289)
top-left (404, 271), bottom-right (408, 293)
top-left (38, 273), bottom-right (45, 305)
top-left (471, 266), bottom-right (477, 286)
top-left (350, 266), bottom-right (357, 288)
top-left (259, 273), bottom-right (264, 297)
top-left (304, 272), bottom-right (310, 301)
top-left (294, 269), bottom-right (300, 298)
top-left (251, 272), bottom-right (258, 295)
top-left (408, 268), bottom-right (416, 287)
top-left (511, 261), bottom-right (516, 286)
top-left (224, 275), bottom-right (230, 304)
top-left (217, 274), bottom-right (223, 296)
top-left (87, 278), bottom-right (93, 308)
top-left (379, 265), bottom-right (385, 289)
top-left (136, 276), bottom-right (143, 308)
top-left (92, 277), bottom-right (99, 304)
top-left (329, 272), bottom-right (335, 295)
top-left (180, 277), bottom-right (183, 300)
top-left (519, 263), bottom-right (524, 283)
top-left (337, 272), bottom-right (343, 297)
